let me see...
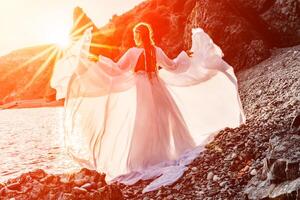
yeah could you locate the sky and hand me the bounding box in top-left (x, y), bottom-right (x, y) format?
top-left (0, 0), bottom-right (144, 56)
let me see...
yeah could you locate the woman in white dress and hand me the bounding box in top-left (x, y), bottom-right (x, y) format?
top-left (51, 22), bottom-right (245, 191)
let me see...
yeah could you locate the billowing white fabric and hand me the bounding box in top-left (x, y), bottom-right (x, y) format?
top-left (50, 27), bottom-right (246, 192)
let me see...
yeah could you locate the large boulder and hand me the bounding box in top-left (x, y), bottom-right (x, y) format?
top-left (244, 129), bottom-right (300, 199)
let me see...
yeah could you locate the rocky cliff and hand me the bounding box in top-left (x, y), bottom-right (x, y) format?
top-left (81, 0), bottom-right (300, 70)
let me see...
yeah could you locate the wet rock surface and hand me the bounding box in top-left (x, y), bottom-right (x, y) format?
top-left (0, 168), bottom-right (123, 200)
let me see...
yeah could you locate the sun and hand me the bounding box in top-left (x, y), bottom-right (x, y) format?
top-left (42, 24), bottom-right (71, 49)
top-left (52, 34), bottom-right (70, 49)
top-left (49, 30), bottom-right (70, 49)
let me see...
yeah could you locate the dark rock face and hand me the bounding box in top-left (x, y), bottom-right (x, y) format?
top-left (183, 0), bottom-right (270, 71)
top-left (236, 0), bottom-right (300, 46)
top-left (0, 168), bottom-right (123, 200)
top-left (244, 131), bottom-right (300, 199)
top-left (183, 0), bottom-right (300, 70)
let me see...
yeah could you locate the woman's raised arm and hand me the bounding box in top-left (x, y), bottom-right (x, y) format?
top-left (156, 47), bottom-right (191, 72)
top-left (98, 48), bottom-right (141, 72)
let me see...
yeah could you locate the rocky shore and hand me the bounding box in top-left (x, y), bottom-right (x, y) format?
top-left (0, 45), bottom-right (299, 200)
top-left (114, 45), bottom-right (300, 199)
top-left (0, 99), bottom-right (63, 110)
top-left (0, 168), bottom-right (123, 200)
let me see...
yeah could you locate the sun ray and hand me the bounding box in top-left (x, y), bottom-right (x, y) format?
top-left (72, 11), bottom-right (86, 29)
top-left (21, 46), bottom-right (57, 67)
top-left (46, 47), bottom-right (63, 90)
top-left (22, 48), bottom-right (59, 92)
top-left (53, 48), bottom-right (63, 64)
top-left (1, 45), bottom-right (57, 79)
top-left (93, 28), bottom-right (115, 35)
top-left (72, 22), bottom-right (93, 35)
top-left (70, 22), bottom-right (94, 40)
top-left (89, 42), bottom-right (120, 50)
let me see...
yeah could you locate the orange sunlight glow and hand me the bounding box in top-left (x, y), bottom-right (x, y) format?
top-left (3, 8), bottom-right (122, 93)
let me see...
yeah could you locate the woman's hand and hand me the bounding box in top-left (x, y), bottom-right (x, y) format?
top-left (88, 54), bottom-right (99, 62)
top-left (185, 50), bottom-right (193, 57)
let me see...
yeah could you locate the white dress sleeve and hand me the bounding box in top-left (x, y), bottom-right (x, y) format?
top-left (98, 47), bottom-right (140, 72)
top-left (156, 47), bottom-right (191, 72)
top-left (158, 28), bottom-right (232, 87)
top-left (157, 28), bottom-right (246, 142)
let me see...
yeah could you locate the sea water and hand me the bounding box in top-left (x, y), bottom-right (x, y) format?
top-left (0, 107), bottom-right (80, 182)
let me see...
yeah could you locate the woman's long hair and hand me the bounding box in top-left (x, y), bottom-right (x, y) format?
top-left (133, 22), bottom-right (156, 71)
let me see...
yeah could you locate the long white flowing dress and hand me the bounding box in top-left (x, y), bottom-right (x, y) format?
top-left (50, 27), bottom-right (246, 192)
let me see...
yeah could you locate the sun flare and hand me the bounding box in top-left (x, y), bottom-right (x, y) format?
top-left (52, 35), bottom-right (70, 49)
top-left (42, 24), bottom-right (71, 49)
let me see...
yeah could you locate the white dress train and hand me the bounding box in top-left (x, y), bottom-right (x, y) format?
top-left (50, 27), bottom-right (246, 192)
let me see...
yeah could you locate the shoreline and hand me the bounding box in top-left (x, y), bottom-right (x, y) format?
top-left (0, 168), bottom-right (123, 199)
top-left (0, 99), bottom-right (64, 110)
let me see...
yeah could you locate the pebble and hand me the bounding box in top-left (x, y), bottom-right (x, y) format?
top-left (256, 90), bottom-right (262, 97)
top-left (207, 172), bottom-right (214, 180)
top-left (74, 179), bottom-right (86, 186)
top-left (195, 190), bottom-right (205, 195)
top-left (6, 182), bottom-right (20, 190)
top-left (82, 182), bottom-right (97, 190)
top-left (219, 181), bottom-right (228, 188)
top-left (250, 169), bottom-right (257, 176)
top-left (174, 184), bottom-right (182, 191)
top-left (213, 175), bottom-right (220, 182)
top-left (73, 186), bottom-right (88, 194)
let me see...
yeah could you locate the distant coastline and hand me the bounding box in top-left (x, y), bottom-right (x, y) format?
top-left (0, 99), bottom-right (64, 110)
